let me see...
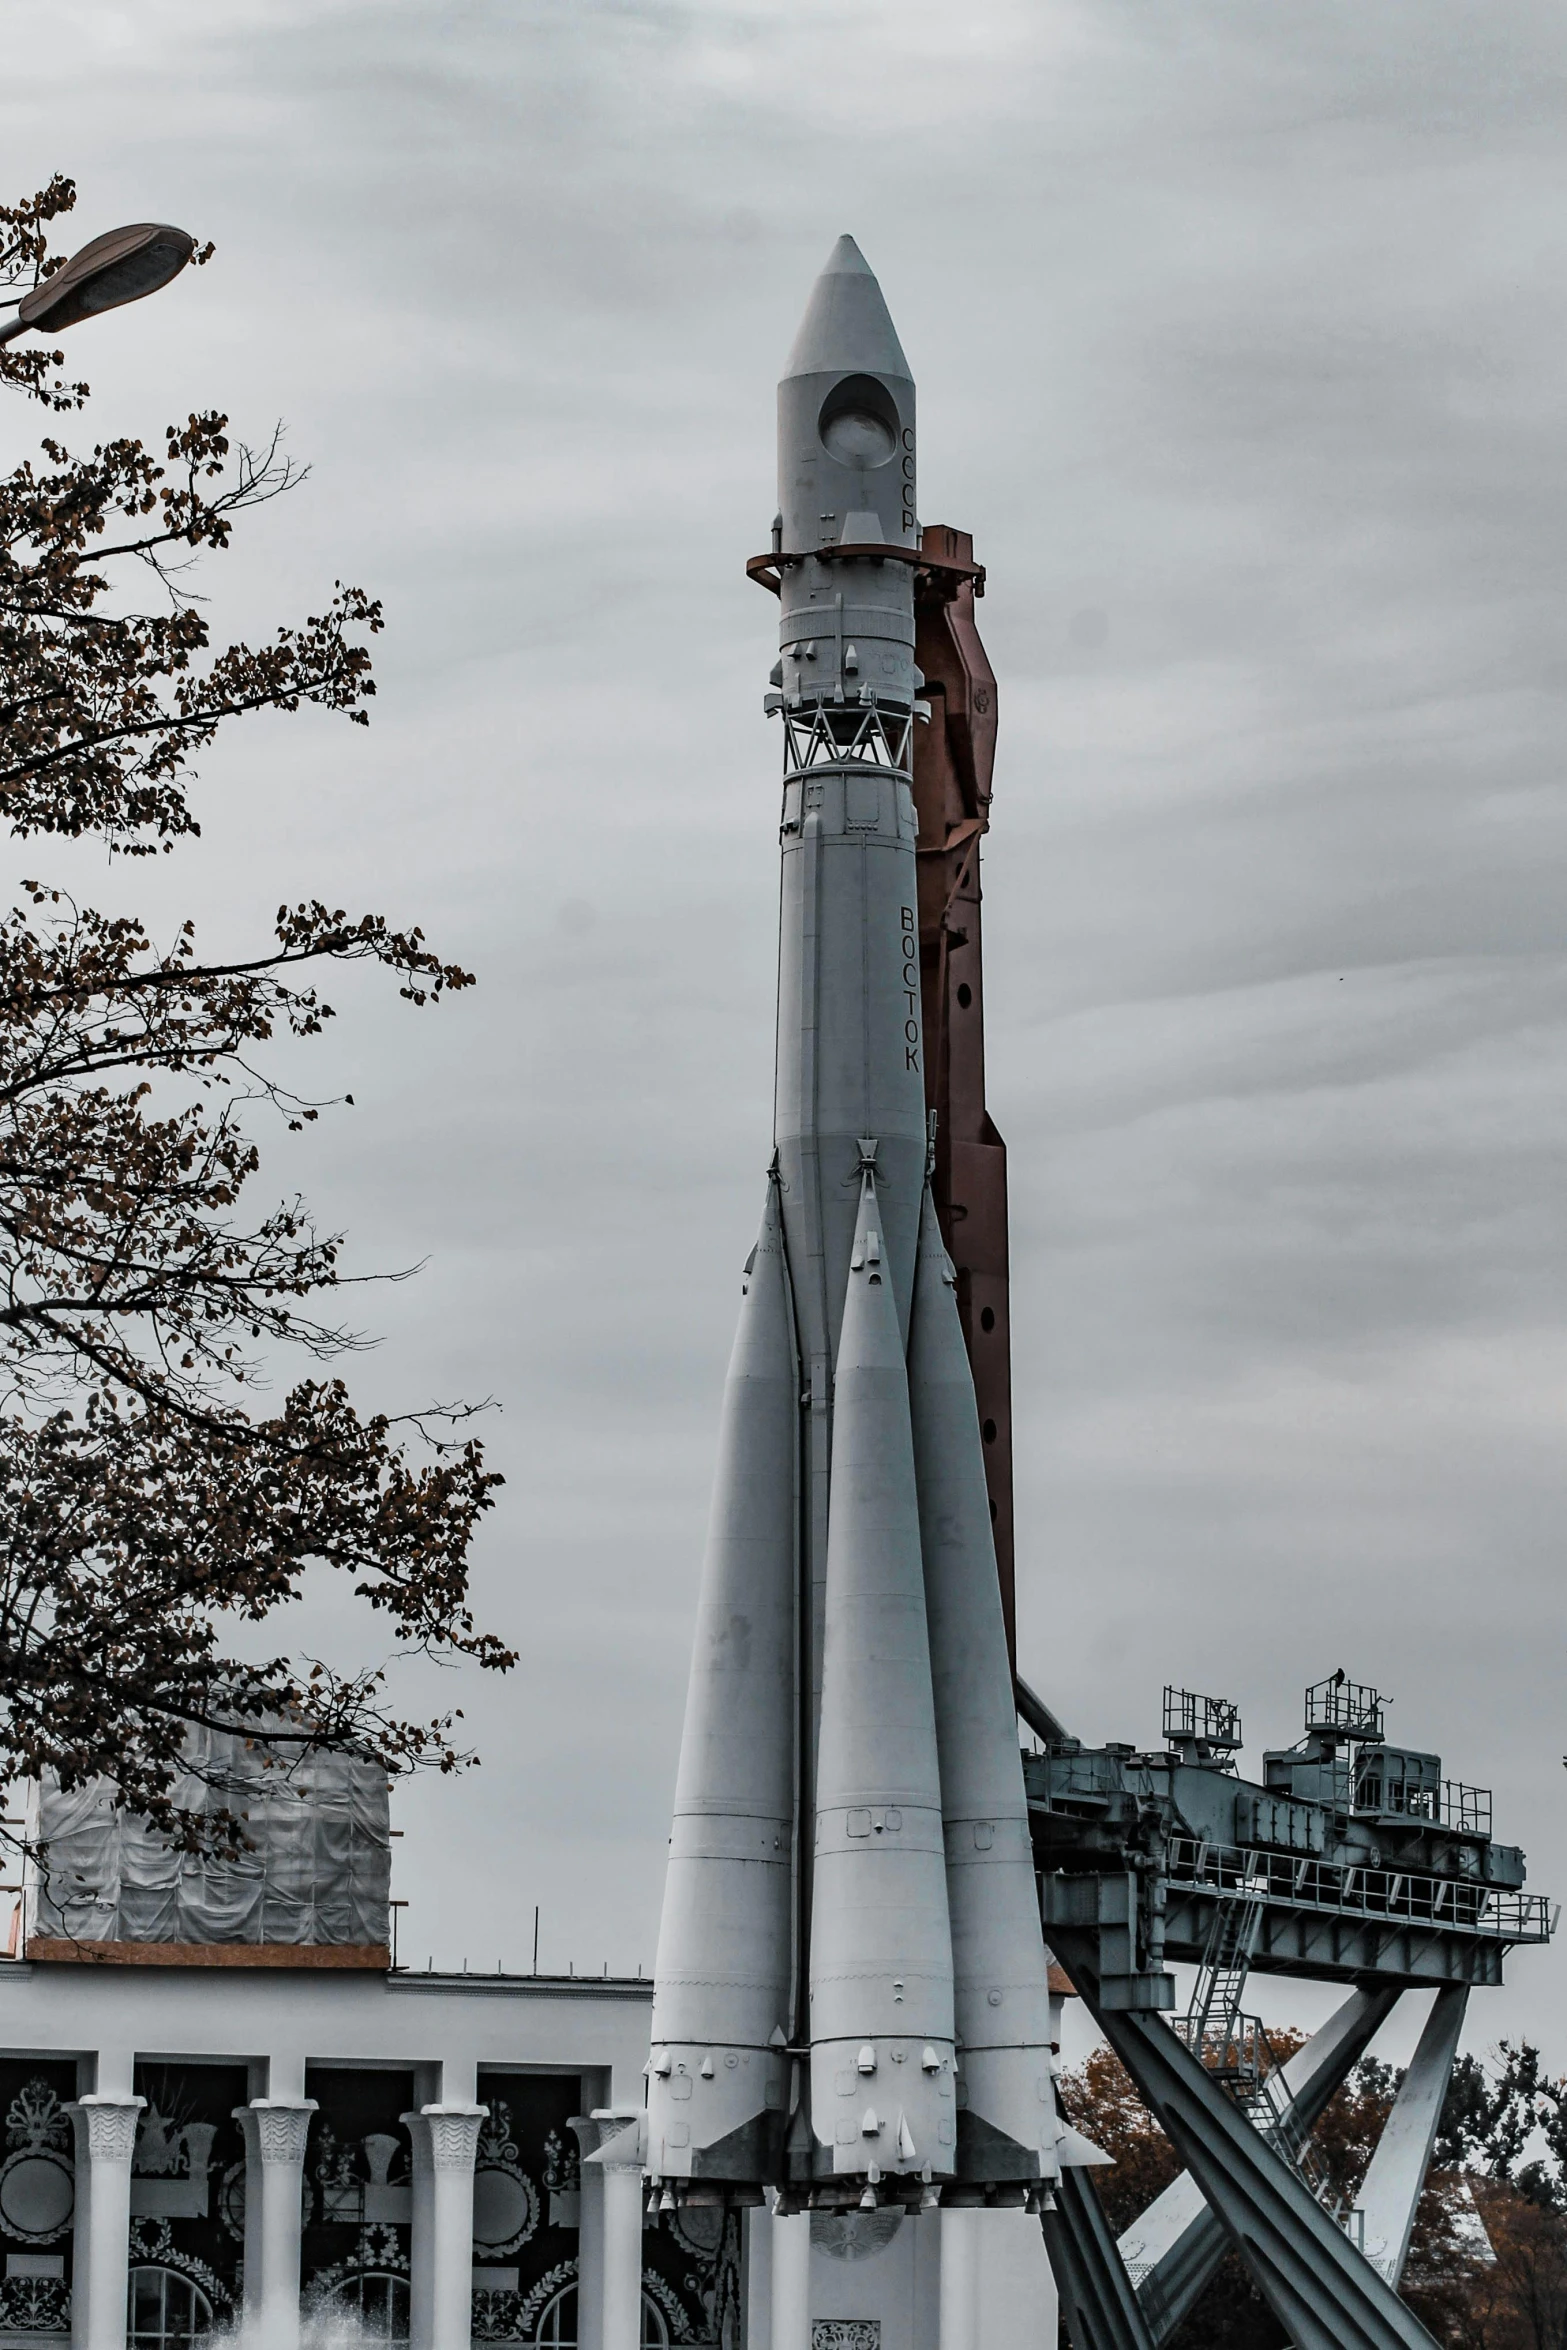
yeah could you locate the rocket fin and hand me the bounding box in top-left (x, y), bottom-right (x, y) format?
top-left (648, 1179), bottom-right (798, 2181)
top-left (1057, 2126), bottom-right (1113, 2169)
top-left (809, 1162), bottom-right (956, 2178)
top-left (908, 1185), bottom-right (1062, 2181)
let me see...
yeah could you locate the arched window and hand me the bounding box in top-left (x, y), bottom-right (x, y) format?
top-left (535, 2288), bottom-right (575, 2350)
top-left (322, 2271), bottom-right (410, 2345)
top-left (127, 2267), bottom-right (213, 2350)
top-left (532, 2285), bottom-right (668, 2348)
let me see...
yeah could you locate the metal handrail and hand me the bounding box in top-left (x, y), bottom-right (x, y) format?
top-left (1350, 1771), bottom-right (1493, 1837)
top-left (1443, 1781), bottom-right (1493, 1837)
top-left (1165, 1833), bottom-right (1554, 1942)
top-left (1304, 1670), bottom-right (1384, 1740)
top-left (1164, 1684), bottom-right (1243, 1750)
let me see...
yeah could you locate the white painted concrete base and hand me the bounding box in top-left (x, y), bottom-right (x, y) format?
top-left (748, 2201), bottom-right (1056, 2350)
top-left (939, 2207), bottom-right (980, 2350)
top-left (973, 2206), bottom-right (1056, 2346)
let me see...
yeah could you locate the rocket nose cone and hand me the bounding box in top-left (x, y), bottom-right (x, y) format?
top-left (783, 234), bottom-right (913, 384)
top-left (823, 233), bottom-right (875, 277)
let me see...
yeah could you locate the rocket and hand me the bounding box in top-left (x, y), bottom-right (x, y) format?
top-left (647, 237), bottom-right (1064, 2214)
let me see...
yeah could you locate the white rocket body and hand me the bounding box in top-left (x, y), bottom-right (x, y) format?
top-left (908, 1189), bottom-right (1062, 2186)
top-left (647, 1184), bottom-right (796, 2179)
top-left (773, 239), bottom-right (926, 1362)
top-left (809, 1171), bottom-right (957, 2177)
top-left (648, 236), bottom-right (1062, 2207)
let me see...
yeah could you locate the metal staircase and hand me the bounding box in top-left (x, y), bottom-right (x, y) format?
top-left (1235, 2018), bottom-right (1334, 2207)
top-left (1173, 1889), bottom-right (1338, 2211)
top-left (1174, 1885), bottom-right (1262, 2072)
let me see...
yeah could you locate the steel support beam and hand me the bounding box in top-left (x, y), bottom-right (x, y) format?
top-left (911, 532), bottom-right (1015, 1661)
top-left (1159, 1887), bottom-right (1509, 1988)
top-left (1357, 1984), bottom-right (1468, 2286)
top-left (1042, 2165), bottom-right (1158, 2350)
top-left (1016, 1673), bottom-right (1071, 1748)
top-left (1119, 1984), bottom-right (1399, 2343)
top-left (1048, 1927), bottom-right (1441, 2350)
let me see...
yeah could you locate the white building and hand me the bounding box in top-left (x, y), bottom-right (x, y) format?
top-left (0, 1715), bottom-right (1061, 2350)
top-left (0, 1950), bottom-right (1063, 2350)
top-left (0, 1743), bottom-right (728, 2350)
top-left (0, 1952), bottom-right (697, 2350)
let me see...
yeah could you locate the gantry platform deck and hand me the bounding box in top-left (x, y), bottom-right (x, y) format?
top-left (1020, 1675), bottom-right (1555, 2350)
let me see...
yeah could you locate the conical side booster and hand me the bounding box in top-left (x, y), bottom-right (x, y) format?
top-left (810, 1159), bottom-right (957, 2184)
top-left (648, 1182), bottom-right (797, 2183)
top-left (907, 1187), bottom-right (1061, 2189)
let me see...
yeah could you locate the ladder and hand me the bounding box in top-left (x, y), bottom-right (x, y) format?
top-left (1174, 1892), bottom-right (1337, 2209)
top-left (1174, 1889), bottom-right (1362, 2218)
top-left (1178, 1886), bottom-right (1263, 2072)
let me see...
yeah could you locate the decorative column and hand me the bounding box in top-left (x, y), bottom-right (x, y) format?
top-left (599, 2155), bottom-right (644, 2350)
top-left (770, 2207), bottom-right (811, 2350)
top-left (575, 2115), bottom-right (643, 2350)
top-left (66, 2094), bottom-right (144, 2350)
top-left (234, 2098), bottom-right (316, 2350)
top-left (402, 2104), bottom-right (486, 2350)
top-left (568, 2117), bottom-right (608, 2350)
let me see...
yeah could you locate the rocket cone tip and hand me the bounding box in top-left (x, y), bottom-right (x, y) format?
top-left (914, 1184), bottom-right (958, 1290)
top-left (823, 233), bottom-right (875, 277)
top-left (783, 238), bottom-right (912, 384)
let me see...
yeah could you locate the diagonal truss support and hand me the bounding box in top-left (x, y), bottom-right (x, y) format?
top-left (1047, 1925), bottom-right (1443, 2350)
top-left (1119, 1984), bottom-right (1399, 2343)
top-left (1357, 1984), bottom-right (1469, 2286)
top-left (1042, 2164), bottom-right (1158, 2350)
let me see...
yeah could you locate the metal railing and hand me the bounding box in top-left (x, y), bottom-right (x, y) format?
top-left (1178, 1886), bottom-right (1263, 2061)
top-left (1444, 1781), bottom-right (1494, 1837)
top-left (1163, 1685), bottom-right (1242, 1751)
top-left (1348, 1772), bottom-right (1494, 1838)
top-left (1165, 1833), bottom-right (1554, 1942)
top-left (1172, 2006), bottom-right (1338, 2205)
top-left (1304, 1670), bottom-right (1385, 1742)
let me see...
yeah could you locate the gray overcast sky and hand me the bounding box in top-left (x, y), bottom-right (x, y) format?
top-left (6, 0), bottom-right (1567, 2057)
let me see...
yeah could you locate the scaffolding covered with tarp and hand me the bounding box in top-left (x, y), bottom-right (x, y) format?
top-left (26, 1725), bottom-right (390, 1951)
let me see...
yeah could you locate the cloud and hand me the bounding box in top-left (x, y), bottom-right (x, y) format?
top-left (5, 0), bottom-right (1565, 2047)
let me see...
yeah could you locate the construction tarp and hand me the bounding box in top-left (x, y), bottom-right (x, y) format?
top-left (30, 1726), bottom-right (390, 1947)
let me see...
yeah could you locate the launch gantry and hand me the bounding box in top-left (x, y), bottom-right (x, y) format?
top-left (652, 234), bottom-right (1553, 2350)
top-left (1022, 1672), bottom-right (1552, 2348)
top-left (904, 522), bottom-right (1556, 2348)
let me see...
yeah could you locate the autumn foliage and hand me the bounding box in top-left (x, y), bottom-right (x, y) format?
top-left (0, 176), bottom-right (512, 1850)
top-left (1058, 2035), bottom-right (1567, 2349)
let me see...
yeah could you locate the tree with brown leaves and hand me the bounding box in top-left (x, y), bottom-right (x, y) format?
top-left (1055, 2031), bottom-right (1562, 2349)
top-left (0, 175), bottom-right (512, 1852)
top-left (1055, 2042), bottom-right (1285, 2348)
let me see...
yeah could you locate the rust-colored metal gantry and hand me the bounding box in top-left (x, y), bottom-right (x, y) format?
top-left (911, 525), bottom-right (1016, 1667)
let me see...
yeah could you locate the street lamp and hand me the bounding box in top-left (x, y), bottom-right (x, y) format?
top-left (0, 222), bottom-right (196, 347)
